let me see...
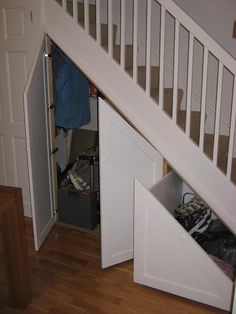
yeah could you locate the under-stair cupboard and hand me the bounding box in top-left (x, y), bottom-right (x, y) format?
top-left (1, 0), bottom-right (236, 312)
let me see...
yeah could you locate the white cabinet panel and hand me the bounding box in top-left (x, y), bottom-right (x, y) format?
top-left (3, 7), bottom-right (25, 39)
top-left (0, 0), bottom-right (43, 216)
top-left (6, 51), bottom-right (28, 122)
top-left (99, 97), bottom-right (163, 268)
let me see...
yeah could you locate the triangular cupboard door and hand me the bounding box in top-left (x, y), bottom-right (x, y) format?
top-left (134, 172), bottom-right (233, 311)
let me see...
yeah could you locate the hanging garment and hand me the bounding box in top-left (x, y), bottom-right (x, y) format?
top-left (52, 45), bottom-right (91, 129)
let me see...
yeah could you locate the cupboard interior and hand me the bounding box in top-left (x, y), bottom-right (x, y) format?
top-left (50, 40), bottom-right (101, 232)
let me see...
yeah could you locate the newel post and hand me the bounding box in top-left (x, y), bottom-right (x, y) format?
top-left (0, 185), bottom-right (31, 308)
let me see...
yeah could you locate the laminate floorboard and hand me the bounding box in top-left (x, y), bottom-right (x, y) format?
top-left (0, 219), bottom-right (229, 314)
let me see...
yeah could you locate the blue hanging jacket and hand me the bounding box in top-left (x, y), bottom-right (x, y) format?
top-left (52, 45), bottom-right (91, 129)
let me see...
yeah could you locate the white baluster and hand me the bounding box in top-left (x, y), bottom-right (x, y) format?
top-left (62, 0), bottom-right (66, 10)
top-left (133, 0), bottom-right (138, 83)
top-left (120, 0), bottom-right (126, 69)
top-left (146, 0), bottom-right (152, 96)
top-left (227, 77), bottom-right (236, 180)
top-left (108, 0), bottom-right (113, 57)
top-left (96, 0), bottom-right (101, 46)
top-left (199, 47), bottom-right (209, 151)
top-left (159, 6), bottom-right (165, 110)
top-left (213, 61), bottom-right (223, 165)
top-left (172, 19), bottom-right (180, 123)
top-left (185, 33), bottom-right (194, 138)
top-left (84, 0), bottom-right (89, 33)
top-left (73, 0), bottom-right (78, 22)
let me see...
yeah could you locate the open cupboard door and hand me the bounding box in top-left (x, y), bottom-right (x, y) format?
top-left (24, 38), bottom-right (54, 250)
top-left (99, 98), bottom-right (163, 268)
top-left (134, 172), bottom-right (233, 311)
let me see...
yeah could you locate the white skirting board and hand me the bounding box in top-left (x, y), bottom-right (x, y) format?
top-left (134, 172), bottom-right (234, 311)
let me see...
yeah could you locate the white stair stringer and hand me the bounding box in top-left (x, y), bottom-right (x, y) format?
top-left (43, 0), bottom-right (236, 235)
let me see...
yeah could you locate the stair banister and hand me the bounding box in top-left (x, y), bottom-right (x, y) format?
top-left (159, 5), bottom-right (165, 110)
top-left (55, 0), bottom-right (236, 186)
top-left (47, 0), bottom-right (236, 234)
top-left (157, 0), bottom-right (236, 172)
top-left (62, 0), bottom-right (66, 11)
top-left (120, 0), bottom-right (126, 70)
top-left (213, 61), bottom-right (224, 166)
top-left (172, 19), bottom-right (180, 123)
top-left (96, 0), bottom-right (101, 46)
top-left (84, 0), bottom-right (89, 34)
top-left (199, 47), bottom-right (209, 151)
top-left (133, 0), bottom-right (138, 83)
top-left (157, 0), bottom-right (236, 72)
top-left (227, 79), bottom-right (236, 180)
top-left (72, 0), bottom-right (78, 23)
top-left (185, 33), bottom-right (194, 138)
top-left (108, 0), bottom-right (113, 57)
top-left (146, 0), bottom-right (152, 96)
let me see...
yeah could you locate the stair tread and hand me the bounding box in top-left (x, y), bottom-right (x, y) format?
top-left (87, 22), bottom-right (134, 65)
top-left (102, 44), bottom-right (133, 52)
top-left (89, 23), bottom-right (118, 46)
top-left (126, 66), bottom-right (160, 90)
top-left (204, 133), bottom-right (236, 185)
top-left (78, 2), bottom-right (96, 23)
top-left (150, 86), bottom-right (184, 116)
top-left (204, 133), bottom-right (230, 172)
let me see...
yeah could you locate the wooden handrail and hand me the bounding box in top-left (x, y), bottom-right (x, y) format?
top-left (0, 186), bottom-right (31, 308)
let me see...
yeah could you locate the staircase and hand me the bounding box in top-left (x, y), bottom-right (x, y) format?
top-left (43, 0), bottom-right (236, 234)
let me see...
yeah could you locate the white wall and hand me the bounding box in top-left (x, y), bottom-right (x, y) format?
top-left (174, 0), bottom-right (236, 60)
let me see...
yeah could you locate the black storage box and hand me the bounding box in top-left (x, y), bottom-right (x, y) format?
top-left (58, 188), bottom-right (98, 229)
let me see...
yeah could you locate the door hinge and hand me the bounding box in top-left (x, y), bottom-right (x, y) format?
top-left (50, 147), bottom-right (59, 155)
top-left (44, 52), bottom-right (52, 59)
top-left (48, 103), bottom-right (55, 110)
top-left (53, 208), bottom-right (59, 215)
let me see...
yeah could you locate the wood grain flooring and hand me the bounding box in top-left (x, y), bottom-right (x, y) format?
top-left (0, 219), bottom-right (229, 314)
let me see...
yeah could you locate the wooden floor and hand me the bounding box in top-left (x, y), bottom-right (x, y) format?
top-left (0, 219), bottom-right (229, 314)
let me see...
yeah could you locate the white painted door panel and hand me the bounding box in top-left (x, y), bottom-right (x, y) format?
top-left (24, 39), bottom-right (54, 250)
top-left (0, 0), bottom-right (31, 215)
top-left (0, 0), bottom-right (43, 217)
top-left (99, 98), bottom-right (163, 268)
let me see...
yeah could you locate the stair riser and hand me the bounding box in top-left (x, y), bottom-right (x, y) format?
top-left (66, 2), bottom-right (97, 24)
top-left (137, 67), bottom-right (160, 91)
